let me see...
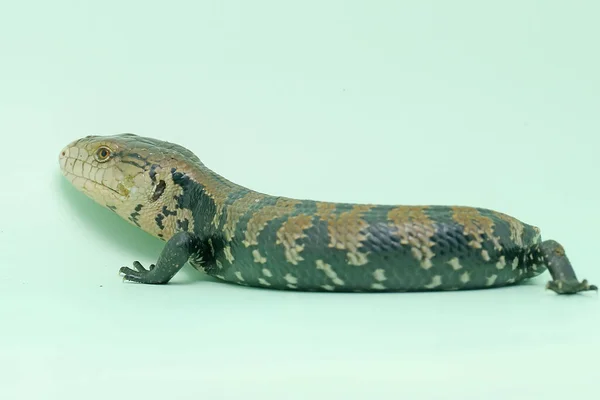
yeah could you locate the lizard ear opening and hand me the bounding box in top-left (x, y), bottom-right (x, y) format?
top-left (151, 180), bottom-right (166, 202)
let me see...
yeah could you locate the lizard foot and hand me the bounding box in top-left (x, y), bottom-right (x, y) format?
top-left (119, 261), bottom-right (164, 284)
top-left (546, 279), bottom-right (598, 295)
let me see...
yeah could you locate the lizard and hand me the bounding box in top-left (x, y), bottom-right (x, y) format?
top-left (59, 133), bottom-right (596, 295)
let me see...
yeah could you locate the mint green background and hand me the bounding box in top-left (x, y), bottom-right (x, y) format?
top-left (1, 1), bottom-right (599, 399)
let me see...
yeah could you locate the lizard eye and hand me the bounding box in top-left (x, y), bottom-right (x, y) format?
top-left (95, 146), bottom-right (112, 162)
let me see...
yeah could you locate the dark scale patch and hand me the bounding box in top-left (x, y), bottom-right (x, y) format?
top-left (128, 204), bottom-right (144, 227)
top-left (124, 152), bottom-right (148, 163)
top-left (360, 222), bottom-right (403, 254)
top-left (162, 205), bottom-right (177, 217)
top-left (121, 159), bottom-right (146, 169)
top-left (175, 179), bottom-right (220, 237)
top-left (155, 213), bottom-right (165, 230)
top-left (128, 216), bottom-right (141, 227)
top-left (426, 206), bottom-right (502, 257)
top-left (173, 194), bottom-right (184, 209)
top-left (177, 218), bottom-right (190, 231)
top-left (521, 224), bottom-right (541, 248)
top-left (149, 164), bottom-right (159, 183)
top-left (107, 205), bottom-right (117, 213)
top-left (429, 222), bottom-right (472, 258)
top-left (171, 170), bottom-right (191, 185)
top-left (151, 180), bottom-right (166, 202)
top-left (116, 151), bottom-right (150, 170)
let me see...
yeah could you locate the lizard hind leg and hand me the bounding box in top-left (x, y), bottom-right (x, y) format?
top-left (539, 239), bottom-right (597, 294)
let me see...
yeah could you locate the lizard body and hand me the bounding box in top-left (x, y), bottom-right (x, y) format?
top-left (59, 133), bottom-right (595, 294)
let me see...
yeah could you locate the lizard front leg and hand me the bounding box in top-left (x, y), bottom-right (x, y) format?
top-left (119, 231), bottom-right (204, 284)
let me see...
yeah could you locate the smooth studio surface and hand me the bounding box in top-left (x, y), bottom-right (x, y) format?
top-left (1, 1), bottom-right (599, 399)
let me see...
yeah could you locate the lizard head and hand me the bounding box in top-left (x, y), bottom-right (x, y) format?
top-left (59, 133), bottom-right (202, 240)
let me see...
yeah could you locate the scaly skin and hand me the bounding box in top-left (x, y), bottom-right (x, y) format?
top-left (59, 133), bottom-right (596, 294)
